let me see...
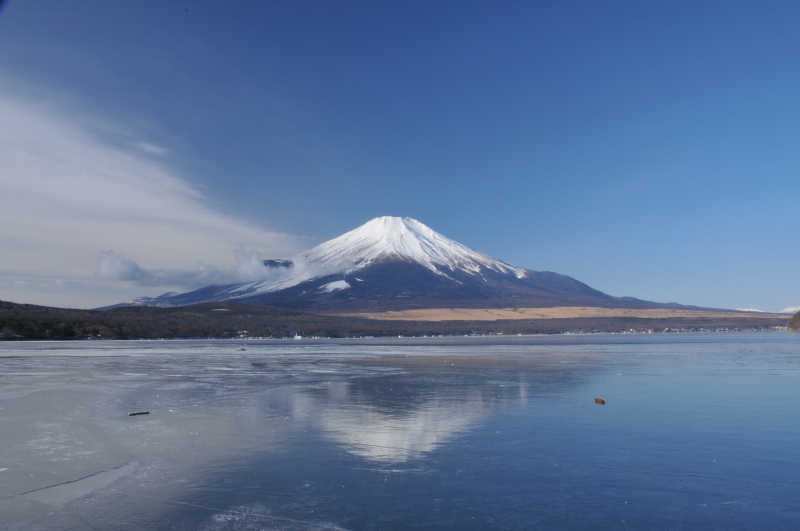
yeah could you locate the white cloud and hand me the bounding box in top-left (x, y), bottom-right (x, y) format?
top-left (0, 89), bottom-right (302, 307)
top-left (94, 248), bottom-right (303, 289)
top-left (96, 250), bottom-right (148, 281)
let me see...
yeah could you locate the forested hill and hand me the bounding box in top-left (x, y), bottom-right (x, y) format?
top-left (0, 301), bottom-right (379, 339)
top-left (790, 310), bottom-right (800, 331)
top-left (0, 300), bottom-right (792, 340)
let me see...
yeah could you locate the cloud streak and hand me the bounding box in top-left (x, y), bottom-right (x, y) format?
top-left (95, 248), bottom-right (291, 289)
top-left (95, 248), bottom-right (351, 296)
top-left (0, 87), bottom-right (302, 307)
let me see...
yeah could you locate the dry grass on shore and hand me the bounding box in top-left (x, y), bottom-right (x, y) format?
top-left (330, 306), bottom-right (788, 322)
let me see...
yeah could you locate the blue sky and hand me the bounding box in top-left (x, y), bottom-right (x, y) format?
top-left (0, 0), bottom-right (798, 311)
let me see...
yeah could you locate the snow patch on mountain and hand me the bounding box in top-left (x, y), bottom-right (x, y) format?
top-left (319, 280), bottom-right (350, 293)
top-left (737, 306), bottom-right (799, 314)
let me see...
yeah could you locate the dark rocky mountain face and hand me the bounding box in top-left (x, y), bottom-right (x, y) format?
top-left (263, 259), bottom-right (293, 269)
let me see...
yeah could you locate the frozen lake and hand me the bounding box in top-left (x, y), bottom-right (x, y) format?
top-left (2, 333), bottom-right (800, 530)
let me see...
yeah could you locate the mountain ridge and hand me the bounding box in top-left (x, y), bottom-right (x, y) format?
top-left (107, 217), bottom-right (717, 312)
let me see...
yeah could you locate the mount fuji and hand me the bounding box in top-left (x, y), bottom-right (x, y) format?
top-left (117, 216), bottom-right (667, 312)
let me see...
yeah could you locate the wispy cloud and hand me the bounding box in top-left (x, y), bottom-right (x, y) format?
top-left (94, 248), bottom-right (350, 294)
top-left (133, 141), bottom-right (170, 156)
top-left (95, 248), bottom-right (296, 288)
top-left (0, 87), bottom-right (302, 307)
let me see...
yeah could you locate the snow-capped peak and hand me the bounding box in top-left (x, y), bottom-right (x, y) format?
top-left (737, 306), bottom-right (799, 314)
top-left (301, 216), bottom-right (527, 278)
top-left (127, 217), bottom-right (532, 305)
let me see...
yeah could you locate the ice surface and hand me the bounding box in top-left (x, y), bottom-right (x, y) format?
top-left (22, 462), bottom-right (138, 506)
top-left (2, 333), bottom-right (800, 530)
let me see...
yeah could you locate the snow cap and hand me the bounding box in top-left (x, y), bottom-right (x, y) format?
top-left (301, 216), bottom-right (527, 277)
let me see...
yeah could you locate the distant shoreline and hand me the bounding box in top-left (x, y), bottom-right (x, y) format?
top-left (1, 300), bottom-right (791, 341)
top-left (0, 328), bottom-right (792, 344)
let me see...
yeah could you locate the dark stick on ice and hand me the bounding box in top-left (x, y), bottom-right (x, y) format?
top-left (128, 411), bottom-right (150, 416)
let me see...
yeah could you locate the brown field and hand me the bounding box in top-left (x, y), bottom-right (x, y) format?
top-left (330, 307), bottom-right (786, 322)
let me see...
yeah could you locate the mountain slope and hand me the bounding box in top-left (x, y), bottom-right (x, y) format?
top-left (114, 216), bottom-right (682, 311)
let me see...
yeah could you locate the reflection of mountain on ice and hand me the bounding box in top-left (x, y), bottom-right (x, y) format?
top-left (303, 375), bottom-right (512, 463)
top-left (318, 399), bottom-right (491, 463)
